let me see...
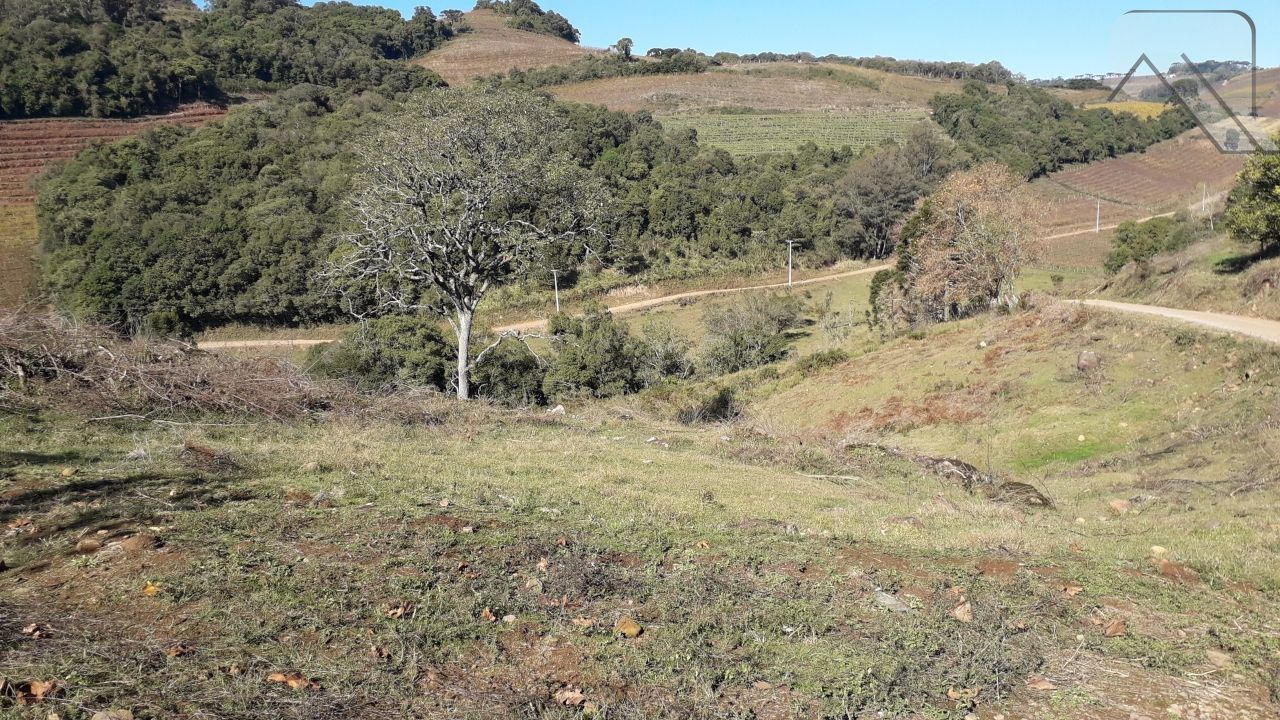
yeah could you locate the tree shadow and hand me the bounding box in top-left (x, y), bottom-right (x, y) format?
top-left (1213, 243), bottom-right (1280, 275)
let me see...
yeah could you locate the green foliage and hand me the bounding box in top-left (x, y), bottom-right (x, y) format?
top-left (701, 293), bottom-right (805, 375)
top-left (794, 348), bottom-right (849, 376)
top-left (37, 86), bottom-right (385, 329)
top-left (0, 0), bottom-right (449, 118)
top-left (635, 321), bottom-right (694, 387)
top-left (1104, 212), bottom-right (1207, 274)
top-left (542, 303), bottom-right (643, 399)
top-left (638, 381), bottom-right (738, 424)
top-left (1225, 140), bottom-right (1280, 253)
top-left (470, 337), bottom-right (547, 407)
top-left (488, 50), bottom-right (709, 89)
top-left (715, 51), bottom-right (1013, 83)
top-left (930, 82), bottom-right (1195, 179)
top-left (474, 0), bottom-right (578, 42)
top-left (307, 314), bottom-right (454, 391)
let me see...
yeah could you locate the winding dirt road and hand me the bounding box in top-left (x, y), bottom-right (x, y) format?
top-left (196, 264), bottom-right (892, 349)
top-left (1073, 299), bottom-right (1280, 344)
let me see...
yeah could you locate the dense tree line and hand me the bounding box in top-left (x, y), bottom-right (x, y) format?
top-left (36, 86), bottom-right (953, 333)
top-left (0, 0), bottom-right (451, 118)
top-left (929, 82), bottom-right (1196, 179)
top-left (473, 0), bottom-right (577, 42)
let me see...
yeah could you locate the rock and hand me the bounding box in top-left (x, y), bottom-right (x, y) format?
top-left (1206, 649), bottom-right (1232, 668)
top-left (614, 616), bottom-right (643, 638)
top-left (60, 467), bottom-right (77, 477)
top-left (1077, 351), bottom-right (1102, 374)
top-left (872, 590), bottom-right (912, 613)
top-left (76, 538), bottom-right (103, 554)
top-left (547, 405), bottom-right (566, 415)
top-left (986, 482), bottom-right (1053, 508)
top-left (119, 534), bottom-right (159, 554)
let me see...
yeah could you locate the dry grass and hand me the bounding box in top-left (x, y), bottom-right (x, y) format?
top-left (553, 67), bottom-right (934, 114)
top-left (414, 9), bottom-right (596, 86)
top-left (0, 205), bottom-right (37, 308)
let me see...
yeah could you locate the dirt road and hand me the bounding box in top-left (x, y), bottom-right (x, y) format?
top-left (1074, 299), bottom-right (1280, 344)
top-left (196, 264), bottom-right (891, 349)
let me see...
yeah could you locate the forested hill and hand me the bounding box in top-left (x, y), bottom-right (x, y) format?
top-left (0, 0), bottom-right (452, 119)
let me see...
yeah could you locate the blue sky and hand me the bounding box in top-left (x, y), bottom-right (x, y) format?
top-left (311, 1), bottom-right (1280, 79)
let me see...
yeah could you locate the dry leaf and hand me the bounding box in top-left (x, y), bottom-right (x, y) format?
top-left (950, 602), bottom-right (974, 624)
top-left (947, 686), bottom-right (981, 700)
top-left (22, 623), bottom-right (51, 639)
top-left (553, 687), bottom-right (586, 706)
top-left (1058, 583), bottom-right (1083, 597)
top-left (267, 672), bottom-right (320, 690)
top-left (1026, 676), bottom-right (1057, 691)
top-left (90, 711), bottom-right (134, 720)
top-left (1103, 618), bottom-right (1128, 638)
top-left (165, 643), bottom-right (194, 657)
top-left (556, 535), bottom-right (570, 547)
top-left (752, 680), bottom-right (772, 690)
top-left (142, 581), bottom-right (161, 597)
top-left (571, 617), bottom-right (594, 629)
top-left (614, 616), bottom-right (643, 638)
top-left (536, 557), bottom-right (549, 572)
top-left (438, 498), bottom-right (450, 508)
top-left (694, 540), bottom-right (710, 549)
top-left (15, 679), bottom-right (62, 704)
top-left (369, 645), bottom-right (391, 660)
top-left (480, 607), bottom-right (497, 623)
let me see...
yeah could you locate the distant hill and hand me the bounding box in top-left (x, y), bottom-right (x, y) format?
top-left (414, 9), bottom-right (597, 86)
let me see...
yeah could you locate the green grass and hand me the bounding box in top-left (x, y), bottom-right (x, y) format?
top-left (658, 109), bottom-right (932, 156)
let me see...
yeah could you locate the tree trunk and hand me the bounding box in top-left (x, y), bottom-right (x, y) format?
top-left (455, 308), bottom-right (473, 400)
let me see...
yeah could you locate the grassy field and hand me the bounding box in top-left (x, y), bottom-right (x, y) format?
top-left (1083, 100), bottom-right (1169, 119)
top-left (414, 9), bottom-right (596, 86)
top-left (552, 65), bottom-right (942, 115)
top-left (0, 205), bottom-right (37, 307)
top-left (658, 109), bottom-right (931, 156)
top-left (4, 297), bottom-right (1280, 717)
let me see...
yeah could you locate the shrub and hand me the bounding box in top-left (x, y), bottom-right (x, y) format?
top-left (1104, 212), bottom-right (1207, 274)
top-left (701, 293), bottom-right (805, 375)
top-left (636, 321), bottom-right (694, 387)
top-left (542, 303), bottom-right (643, 399)
top-left (471, 336), bottom-right (547, 407)
top-left (795, 348), bottom-right (849, 376)
top-left (638, 381), bottom-right (738, 424)
top-left (307, 315), bottom-right (454, 391)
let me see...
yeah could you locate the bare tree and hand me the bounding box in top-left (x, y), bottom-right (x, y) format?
top-left (324, 87), bottom-right (605, 400)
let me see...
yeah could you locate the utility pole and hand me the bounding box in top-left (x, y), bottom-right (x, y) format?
top-left (1095, 197), bottom-right (1101, 234)
top-left (786, 240), bottom-right (797, 288)
top-left (1202, 183), bottom-right (1207, 214)
top-left (551, 269), bottom-right (560, 313)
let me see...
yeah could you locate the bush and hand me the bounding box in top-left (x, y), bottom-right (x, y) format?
top-left (1104, 212), bottom-right (1207, 274)
top-left (471, 336), bottom-right (547, 407)
top-left (636, 321), bottom-right (694, 387)
top-left (701, 293), bottom-right (805, 375)
top-left (542, 303), bottom-right (643, 399)
top-left (795, 348), bottom-right (849, 376)
top-left (638, 381), bottom-right (738, 424)
top-left (307, 315), bottom-right (454, 391)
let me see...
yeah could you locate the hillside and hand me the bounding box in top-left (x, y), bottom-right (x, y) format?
top-left (0, 103), bottom-right (227, 307)
top-left (414, 9), bottom-right (597, 86)
top-left (551, 62), bottom-right (960, 156)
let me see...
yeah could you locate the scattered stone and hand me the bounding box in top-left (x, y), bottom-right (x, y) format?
top-left (1108, 499), bottom-right (1133, 515)
top-left (60, 467), bottom-right (77, 477)
top-left (76, 538), bottom-right (103, 554)
top-left (872, 590), bottom-right (912, 613)
top-left (614, 616), bottom-right (643, 638)
top-left (1206, 650), bottom-right (1233, 668)
top-left (1077, 351), bottom-right (1102, 374)
top-left (119, 534), bottom-right (160, 554)
top-left (547, 405), bottom-right (566, 415)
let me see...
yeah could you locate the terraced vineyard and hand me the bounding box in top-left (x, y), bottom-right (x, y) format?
top-left (0, 103), bottom-right (227, 306)
top-left (659, 109), bottom-right (932, 156)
